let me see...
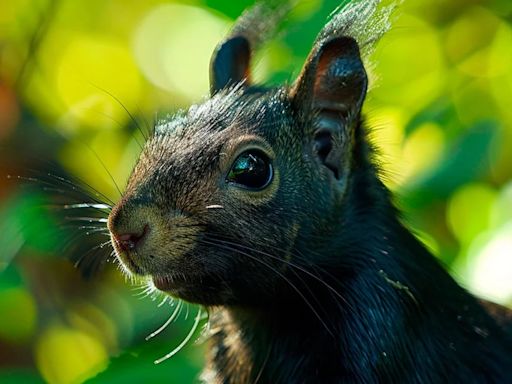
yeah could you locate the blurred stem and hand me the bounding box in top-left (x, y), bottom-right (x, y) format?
top-left (15, 0), bottom-right (60, 93)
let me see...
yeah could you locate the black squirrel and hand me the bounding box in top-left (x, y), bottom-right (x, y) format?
top-left (107, 1), bottom-right (512, 382)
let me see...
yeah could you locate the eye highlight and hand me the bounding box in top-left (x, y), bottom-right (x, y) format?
top-left (226, 150), bottom-right (273, 190)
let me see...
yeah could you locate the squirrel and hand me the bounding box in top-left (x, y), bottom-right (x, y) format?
top-left (106, 1), bottom-right (512, 383)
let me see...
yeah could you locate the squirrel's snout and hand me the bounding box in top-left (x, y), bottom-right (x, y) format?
top-left (108, 202), bottom-right (152, 265)
top-left (107, 197), bottom-right (201, 276)
top-left (112, 224), bottom-right (150, 252)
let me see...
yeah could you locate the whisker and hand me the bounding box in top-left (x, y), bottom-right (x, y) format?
top-left (78, 239), bottom-right (111, 255)
top-left (76, 225), bottom-right (108, 230)
top-left (45, 186), bottom-right (95, 198)
top-left (135, 103), bottom-right (152, 139)
top-left (73, 239), bottom-right (113, 276)
top-left (46, 172), bottom-right (116, 206)
top-left (83, 228), bottom-right (110, 236)
top-left (132, 284), bottom-right (150, 294)
top-left (145, 301), bottom-right (183, 341)
top-left (52, 224), bottom-right (103, 252)
top-left (65, 225), bottom-right (110, 236)
top-left (90, 84), bottom-right (147, 146)
top-left (253, 343), bottom-right (272, 384)
top-left (82, 142), bottom-right (123, 198)
top-left (154, 307), bottom-right (203, 364)
top-left (157, 296), bottom-right (169, 308)
top-left (65, 217), bottom-right (108, 223)
top-left (63, 203), bottom-right (112, 210)
top-left (68, 222), bottom-right (108, 231)
top-left (206, 205), bottom-right (224, 210)
top-left (9, 175), bottom-right (105, 206)
top-left (177, 300), bottom-right (185, 318)
top-left (133, 283), bottom-right (155, 298)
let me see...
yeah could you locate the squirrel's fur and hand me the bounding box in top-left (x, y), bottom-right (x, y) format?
top-left (107, 1), bottom-right (512, 382)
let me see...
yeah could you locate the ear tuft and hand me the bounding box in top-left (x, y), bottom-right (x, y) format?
top-left (210, 36), bottom-right (251, 95)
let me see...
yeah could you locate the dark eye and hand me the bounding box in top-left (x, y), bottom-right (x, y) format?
top-left (226, 150), bottom-right (273, 190)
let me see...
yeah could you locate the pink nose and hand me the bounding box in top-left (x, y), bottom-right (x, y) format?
top-left (113, 224), bottom-right (149, 252)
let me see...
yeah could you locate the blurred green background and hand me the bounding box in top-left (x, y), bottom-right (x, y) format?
top-left (1, 0), bottom-right (512, 383)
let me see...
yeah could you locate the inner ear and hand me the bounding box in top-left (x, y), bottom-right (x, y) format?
top-left (313, 110), bottom-right (347, 180)
top-left (291, 36), bottom-right (368, 179)
top-left (210, 36), bottom-right (251, 95)
top-left (313, 128), bottom-right (338, 179)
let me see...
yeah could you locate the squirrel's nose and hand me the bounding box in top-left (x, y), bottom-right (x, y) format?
top-left (112, 224), bottom-right (149, 252)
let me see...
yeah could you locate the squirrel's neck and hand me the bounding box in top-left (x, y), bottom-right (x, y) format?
top-left (203, 304), bottom-right (345, 383)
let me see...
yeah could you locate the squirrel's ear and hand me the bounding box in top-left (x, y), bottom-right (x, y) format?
top-left (210, 36), bottom-right (251, 95)
top-left (290, 37), bottom-right (367, 179)
top-left (291, 36), bottom-right (367, 117)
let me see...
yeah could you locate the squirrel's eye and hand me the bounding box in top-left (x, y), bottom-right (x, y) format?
top-left (226, 150), bottom-right (273, 190)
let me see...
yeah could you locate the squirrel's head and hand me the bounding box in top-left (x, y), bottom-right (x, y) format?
top-left (108, 22), bottom-right (368, 305)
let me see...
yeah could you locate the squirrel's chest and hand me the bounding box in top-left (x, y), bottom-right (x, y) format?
top-left (201, 320), bottom-right (368, 384)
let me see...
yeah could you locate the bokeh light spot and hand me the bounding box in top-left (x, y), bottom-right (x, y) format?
top-left (55, 35), bottom-right (142, 131)
top-left (35, 323), bottom-right (108, 384)
top-left (402, 122), bottom-right (445, 180)
top-left (466, 222), bottom-right (512, 304)
top-left (0, 287), bottom-right (37, 344)
top-left (445, 7), bottom-right (502, 78)
top-left (491, 181), bottom-right (512, 228)
top-left (133, 4), bottom-right (229, 102)
top-left (447, 183), bottom-right (497, 245)
top-left (66, 302), bottom-right (118, 351)
top-left (372, 14), bottom-right (444, 112)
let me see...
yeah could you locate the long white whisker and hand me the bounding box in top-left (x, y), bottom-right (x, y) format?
top-left (65, 217), bottom-right (108, 223)
top-left (205, 205), bottom-right (224, 210)
top-left (10, 174), bottom-right (111, 206)
top-left (83, 228), bottom-right (110, 235)
top-left (154, 307), bottom-right (203, 364)
top-left (77, 225), bottom-right (109, 230)
top-left (64, 203), bottom-right (112, 210)
top-left (47, 172), bottom-right (116, 206)
top-left (157, 296), bottom-right (169, 308)
top-left (146, 301), bottom-right (183, 341)
top-left (73, 239), bottom-right (112, 269)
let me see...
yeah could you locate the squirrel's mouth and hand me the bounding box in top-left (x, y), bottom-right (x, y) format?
top-left (152, 273), bottom-right (207, 292)
top-left (151, 272), bottom-right (230, 305)
top-left (152, 274), bottom-right (184, 292)
top-left (111, 243), bottom-right (146, 276)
